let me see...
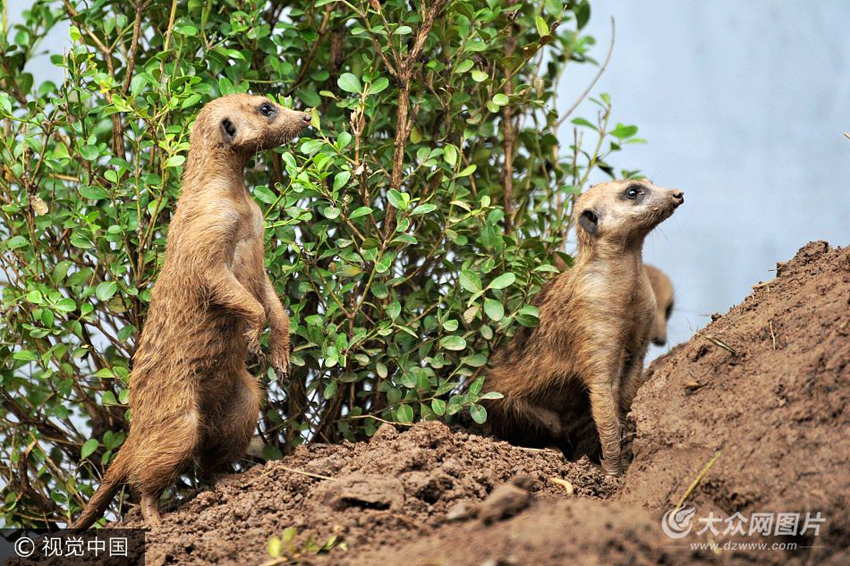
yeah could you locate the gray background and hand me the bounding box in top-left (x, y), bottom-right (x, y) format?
top-left (10, 1), bottom-right (850, 356)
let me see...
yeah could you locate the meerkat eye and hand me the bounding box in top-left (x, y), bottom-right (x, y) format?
top-left (665, 300), bottom-right (674, 320)
top-left (625, 186), bottom-right (641, 200)
top-left (259, 103), bottom-right (275, 117)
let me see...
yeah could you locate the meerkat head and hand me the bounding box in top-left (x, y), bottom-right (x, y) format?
top-left (191, 94), bottom-right (312, 155)
top-left (573, 179), bottom-right (684, 253)
top-left (644, 264), bottom-right (675, 345)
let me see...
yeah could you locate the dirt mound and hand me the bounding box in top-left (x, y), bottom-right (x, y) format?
top-left (123, 421), bottom-right (616, 565)
top-left (620, 241), bottom-right (850, 563)
top-left (109, 241), bottom-right (848, 566)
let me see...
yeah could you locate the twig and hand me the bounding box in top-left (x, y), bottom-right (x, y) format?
top-left (384, 0), bottom-right (448, 238)
top-left (122, 0), bottom-right (151, 94)
top-left (158, 0), bottom-right (179, 84)
top-left (276, 465), bottom-right (334, 482)
top-left (556, 17), bottom-right (616, 128)
top-left (285, 5), bottom-right (332, 96)
top-left (769, 321), bottom-right (777, 351)
top-left (343, 414), bottom-right (415, 427)
top-left (675, 450), bottom-right (722, 510)
top-left (701, 333), bottom-right (738, 357)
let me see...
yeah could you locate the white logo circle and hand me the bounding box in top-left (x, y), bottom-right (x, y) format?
top-left (14, 536), bottom-right (35, 557)
top-left (661, 506), bottom-right (696, 539)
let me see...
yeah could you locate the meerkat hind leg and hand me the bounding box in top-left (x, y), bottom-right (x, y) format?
top-left (141, 493), bottom-right (162, 527)
top-left (199, 371), bottom-right (261, 479)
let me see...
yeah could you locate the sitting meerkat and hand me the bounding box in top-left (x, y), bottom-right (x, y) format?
top-left (71, 95), bottom-right (311, 528)
top-left (483, 179), bottom-right (684, 476)
top-left (644, 264), bottom-right (675, 346)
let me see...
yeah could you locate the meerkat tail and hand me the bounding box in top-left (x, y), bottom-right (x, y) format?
top-left (70, 449), bottom-right (130, 530)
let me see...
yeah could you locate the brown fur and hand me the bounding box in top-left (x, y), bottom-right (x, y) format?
top-left (71, 95), bottom-right (311, 529)
top-left (553, 257), bottom-right (676, 347)
top-left (644, 264), bottom-right (674, 346)
top-left (483, 179), bottom-right (684, 476)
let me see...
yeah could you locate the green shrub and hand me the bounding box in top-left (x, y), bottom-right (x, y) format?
top-left (0, 0), bottom-right (642, 527)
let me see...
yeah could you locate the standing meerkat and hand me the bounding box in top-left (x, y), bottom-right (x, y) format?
top-left (482, 179), bottom-right (684, 476)
top-left (71, 94), bottom-right (311, 528)
top-left (644, 264), bottom-right (675, 346)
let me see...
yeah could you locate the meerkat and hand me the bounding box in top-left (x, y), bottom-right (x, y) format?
top-left (483, 179), bottom-right (684, 476)
top-left (644, 264), bottom-right (674, 346)
top-left (71, 95), bottom-right (311, 529)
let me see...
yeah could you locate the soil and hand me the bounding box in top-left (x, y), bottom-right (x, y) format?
top-left (109, 242), bottom-right (850, 566)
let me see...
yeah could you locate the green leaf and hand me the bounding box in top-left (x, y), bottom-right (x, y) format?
top-left (175, 24), bottom-right (198, 36)
top-left (469, 404), bottom-right (487, 424)
top-left (7, 236), bottom-right (28, 249)
top-left (337, 131), bottom-right (352, 149)
top-left (387, 189), bottom-right (410, 210)
top-left (80, 439), bottom-right (98, 459)
top-left (492, 93), bottom-right (509, 106)
top-left (387, 300), bottom-right (401, 320)
top-left (254, 186), bottom-right (277, 204)
top-left (13, 350), bottom-right (37, 361)
top-left (483, 299), bottom-right (504, 321)
top-left (333, 171), bottom-right (351, 191)
top-left (444, 144), bottom-right (457, 167)
top-left (368, 77), bottom-right (390, 95)
top-left (411, 203), bottom-right (437, 215)
top-left (394, 25), bottom-right (413, 35)
top-left (300, 139), bottom-right (325, 154)
top-left (460, 270), bottom-right (482, 292)
top-left (396, 404), bottom-right (414, 423)
top-left (337, 73), bottom-right (362, 94)
top-left (611, 124), bottom-right (639, 139)
top-left (535, 16), bottom-right (550, 37)
top-left (96, 282), bottom-right (118, 302)
top-left (350, 206), bottom-right (373, 219)
top-left (471, 70), bottom-right (488, 82)
top-left (165, 155), bottom-right (186, 168)
top-left (457, 164), bottom-right (476, 177)
top-left (479, 391), bottom-right (504, 400)
top-left (440, 335), bottom-right (467, 351)
top-left (455, 59), bottom-right (474, 73)
top-left (487, 273), bottom-right (516, 290)
top-left (79, 185), bottom-right (109, 200)
top-left (465, 39), bottom-right (487, 52)
top-left (431, 398), bottom-right (446, 416)
top-left (55, 298), bottom-right (77, 312)
top-left (461, 353), bottom-right (488, 368)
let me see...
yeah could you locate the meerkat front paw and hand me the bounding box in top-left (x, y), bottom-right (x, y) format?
top-left (270, 345), bottom-right (290, 382)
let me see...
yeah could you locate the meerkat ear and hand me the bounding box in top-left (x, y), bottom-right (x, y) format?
top-left (578, 209), bottom-right (599, 236)
top-left (220, 118), bottom-right (237, 144)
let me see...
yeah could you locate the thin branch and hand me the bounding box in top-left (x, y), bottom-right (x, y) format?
top-left (556, 17), bottom-right (615, 128)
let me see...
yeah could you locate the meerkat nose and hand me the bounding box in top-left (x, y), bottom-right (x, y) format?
top-left (301, 112), bottom-right (312, 123)
top-left (671, 190), bottom-right (684, 203)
